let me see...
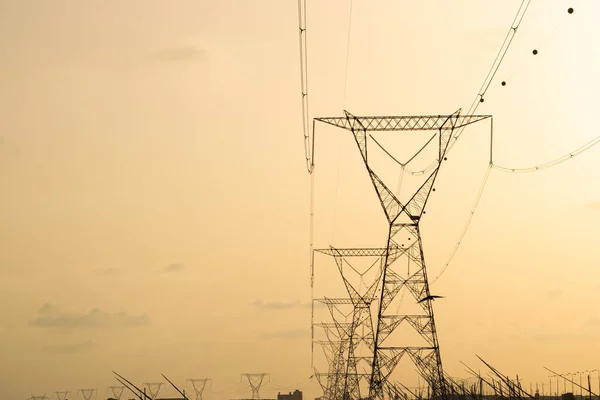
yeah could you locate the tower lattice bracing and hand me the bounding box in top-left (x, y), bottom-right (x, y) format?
top-left (143, 383), bottom-right (163, 400)
top-left (55, 392), bottom-right (70, 400)
top-left (241, 373), bottom-right (270, 400)
top-left (79, 389), bottom-right (96, 400)
top-left (108, 387), bottom-right (124, 400)
top-left (188, 379), bottom-right (211, 400)
top-left (314, 110), bottom-right (491, 400)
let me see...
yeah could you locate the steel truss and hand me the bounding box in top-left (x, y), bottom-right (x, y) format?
top-left (314, 110), bottom-right (491, 400)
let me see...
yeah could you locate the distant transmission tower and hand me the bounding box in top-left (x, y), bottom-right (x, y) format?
top-left (312, 247), bottom-right (383, 400)
top-left (241, 373), bottom-right (270, 400)
top-left (108, 386), bottom-right (125, 400)
top-left (143, 383), bottom-right (163, 400)
top-left (55, 392), bottom-right (70, 400)
top-left (187, 379), bottom-right (211, 400)
top-left (313, 297), bottom-right (354, 400)
top-left (314, 110), bottom-right (491, 400)
top-left (79, 389), bottom-right (96, 400)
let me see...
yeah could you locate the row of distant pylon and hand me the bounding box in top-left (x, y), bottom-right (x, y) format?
top-left (29, 372), bottom-right (271, 400)
top-left (29, 377), bottom-right (212, 400)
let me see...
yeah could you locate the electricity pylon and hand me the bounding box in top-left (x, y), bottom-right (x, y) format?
top-left (241, 373), bottom-right (270, 400)
top-left (313, 297), bottom-right (354, 400)
top-left (188, 379), bottom-right (211, 400)
top-left (314, 110), bottom-right (491, 400)
top-left (79, 389), bottom-right (96, 400)
top-left (143, 383), bottom-right (163, 400)
top-left (55, 392), bottom-right (69, 400)
top-left (312, 248), bottom-right (385, 400)
top-left (108, 386), bottom-right (125, 400)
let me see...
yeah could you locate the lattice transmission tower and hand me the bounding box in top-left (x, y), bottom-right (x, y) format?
top-left (188, 378), bottom-right (211, 400)
top-left (143, 383), bottom-right (163, 400)
top-left (79, 389), bottom-right (96, 400)
top-left (241, 373), bottom-right (270, 400)
top-left (314, 110), bottom-right (491, 400)
top-left (312, 249), bottom-right (385, 400)
top-left (108, 386), bottom-right (125, 400)
top-left (55, 392), bottom-right (70, 400)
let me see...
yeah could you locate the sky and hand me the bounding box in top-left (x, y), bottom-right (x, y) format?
top-left (1, 0), bottom-right (600, 399)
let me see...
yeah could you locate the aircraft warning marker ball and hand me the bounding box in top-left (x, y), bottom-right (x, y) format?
top-left (568, 7), bottom-right (574, 14)
top-left (533, 49), bottom-right (538, 55)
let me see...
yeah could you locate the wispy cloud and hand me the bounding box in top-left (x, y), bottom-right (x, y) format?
top-left (260, 329), bottom-right (309, 340)
top-left (542, 289), bottom-right (563, 299)
top-left (252, 299), bottom-right (312, 310)
top-left (163, 263), bottom-right (185, 273)
top-left (156, 46), bottom-right (208, 62)
top-left (586, 317), bottom-right (600, 327)
top-left (94, 267), bottom-right (120, 276)
top-left (511, 331), bottom-right (590, 342)
top-left (44, 340), bottom-right (96, 355)
top-left (29, 303), bottom-right (150, 330)
top-left (585, 201), bottom-right (600, 210)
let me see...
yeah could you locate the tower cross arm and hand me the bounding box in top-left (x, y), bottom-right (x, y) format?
top-left (315, 114), bottom-right (491, 131)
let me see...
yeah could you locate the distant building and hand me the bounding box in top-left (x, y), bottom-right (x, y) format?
top-left (562, 393), bottom-right (575, 400)
top-left (277, 390), bottom-right (302, 400)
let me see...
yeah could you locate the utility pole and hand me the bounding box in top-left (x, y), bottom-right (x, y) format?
top-left (314, 110), bottom-right (491, 400)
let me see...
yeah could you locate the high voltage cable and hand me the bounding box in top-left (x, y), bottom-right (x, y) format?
top-left (492, 134), bottom-right (600, 173)
top-left (433, 127), bottom-right (600, 284)
top-left (406, 0), bottom-right (533, 177)
top-left (431, 163), bottom-right (492, 285)
top-left (298, 0), bottom-right (313, 174)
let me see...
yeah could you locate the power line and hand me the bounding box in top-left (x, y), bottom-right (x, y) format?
top-left (492, 134), bottom-right (600, 173)
top-left (298, 0), bottom-right (313, 174)
top-left (406, 0), bottom-right (533, 177)
top-left (431, 163), bottom-right (493, 285)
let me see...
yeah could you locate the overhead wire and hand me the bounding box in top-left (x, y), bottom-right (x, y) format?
top-left (298, 0), bottom-right (313, 174)
top-left (343, 0), bottom-right (354, 107)
top-left (492, 134), bottom-right (600, 173)
top-left (406, 0), bottom-right (533, 177)
top-left (430, 163), bottom-right (493, 285)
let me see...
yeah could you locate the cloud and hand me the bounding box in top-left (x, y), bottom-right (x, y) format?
top-left (585, 201), bottom-right (600, 209)
top-left (163, 263), bottom-right (185, 273)
top-left (585, 317), bottom-right (600, 327)
top-left (95, 267), bottom-right (120, 276)
top-left (542, 289), bottom-right (563, 299)
top-left (156, 46), bottom-right (208, 62)
top-left (29, 304), bottom-right (150, 330)
top-left (44, 340), bottom-right (96, 355)
top-left (260, 329), bottom-right (309, 340)
top-left (252, 299), bottom-right (312, 310)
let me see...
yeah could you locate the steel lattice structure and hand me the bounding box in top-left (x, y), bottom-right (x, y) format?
top-left (241, 373), bottom-right (270, 400)
top-left (108, 387), bottom-right (125, 400)
top-left (55, 392), bottom-right (69, 400)
top-left (313, 110), bottom-right (491, 400)
top-left (143, 383), bottom-right (163, 400)
top-left (79, 389), bottom-right (96, 400)
top-left (188, 378), bottom-right (212, 400)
